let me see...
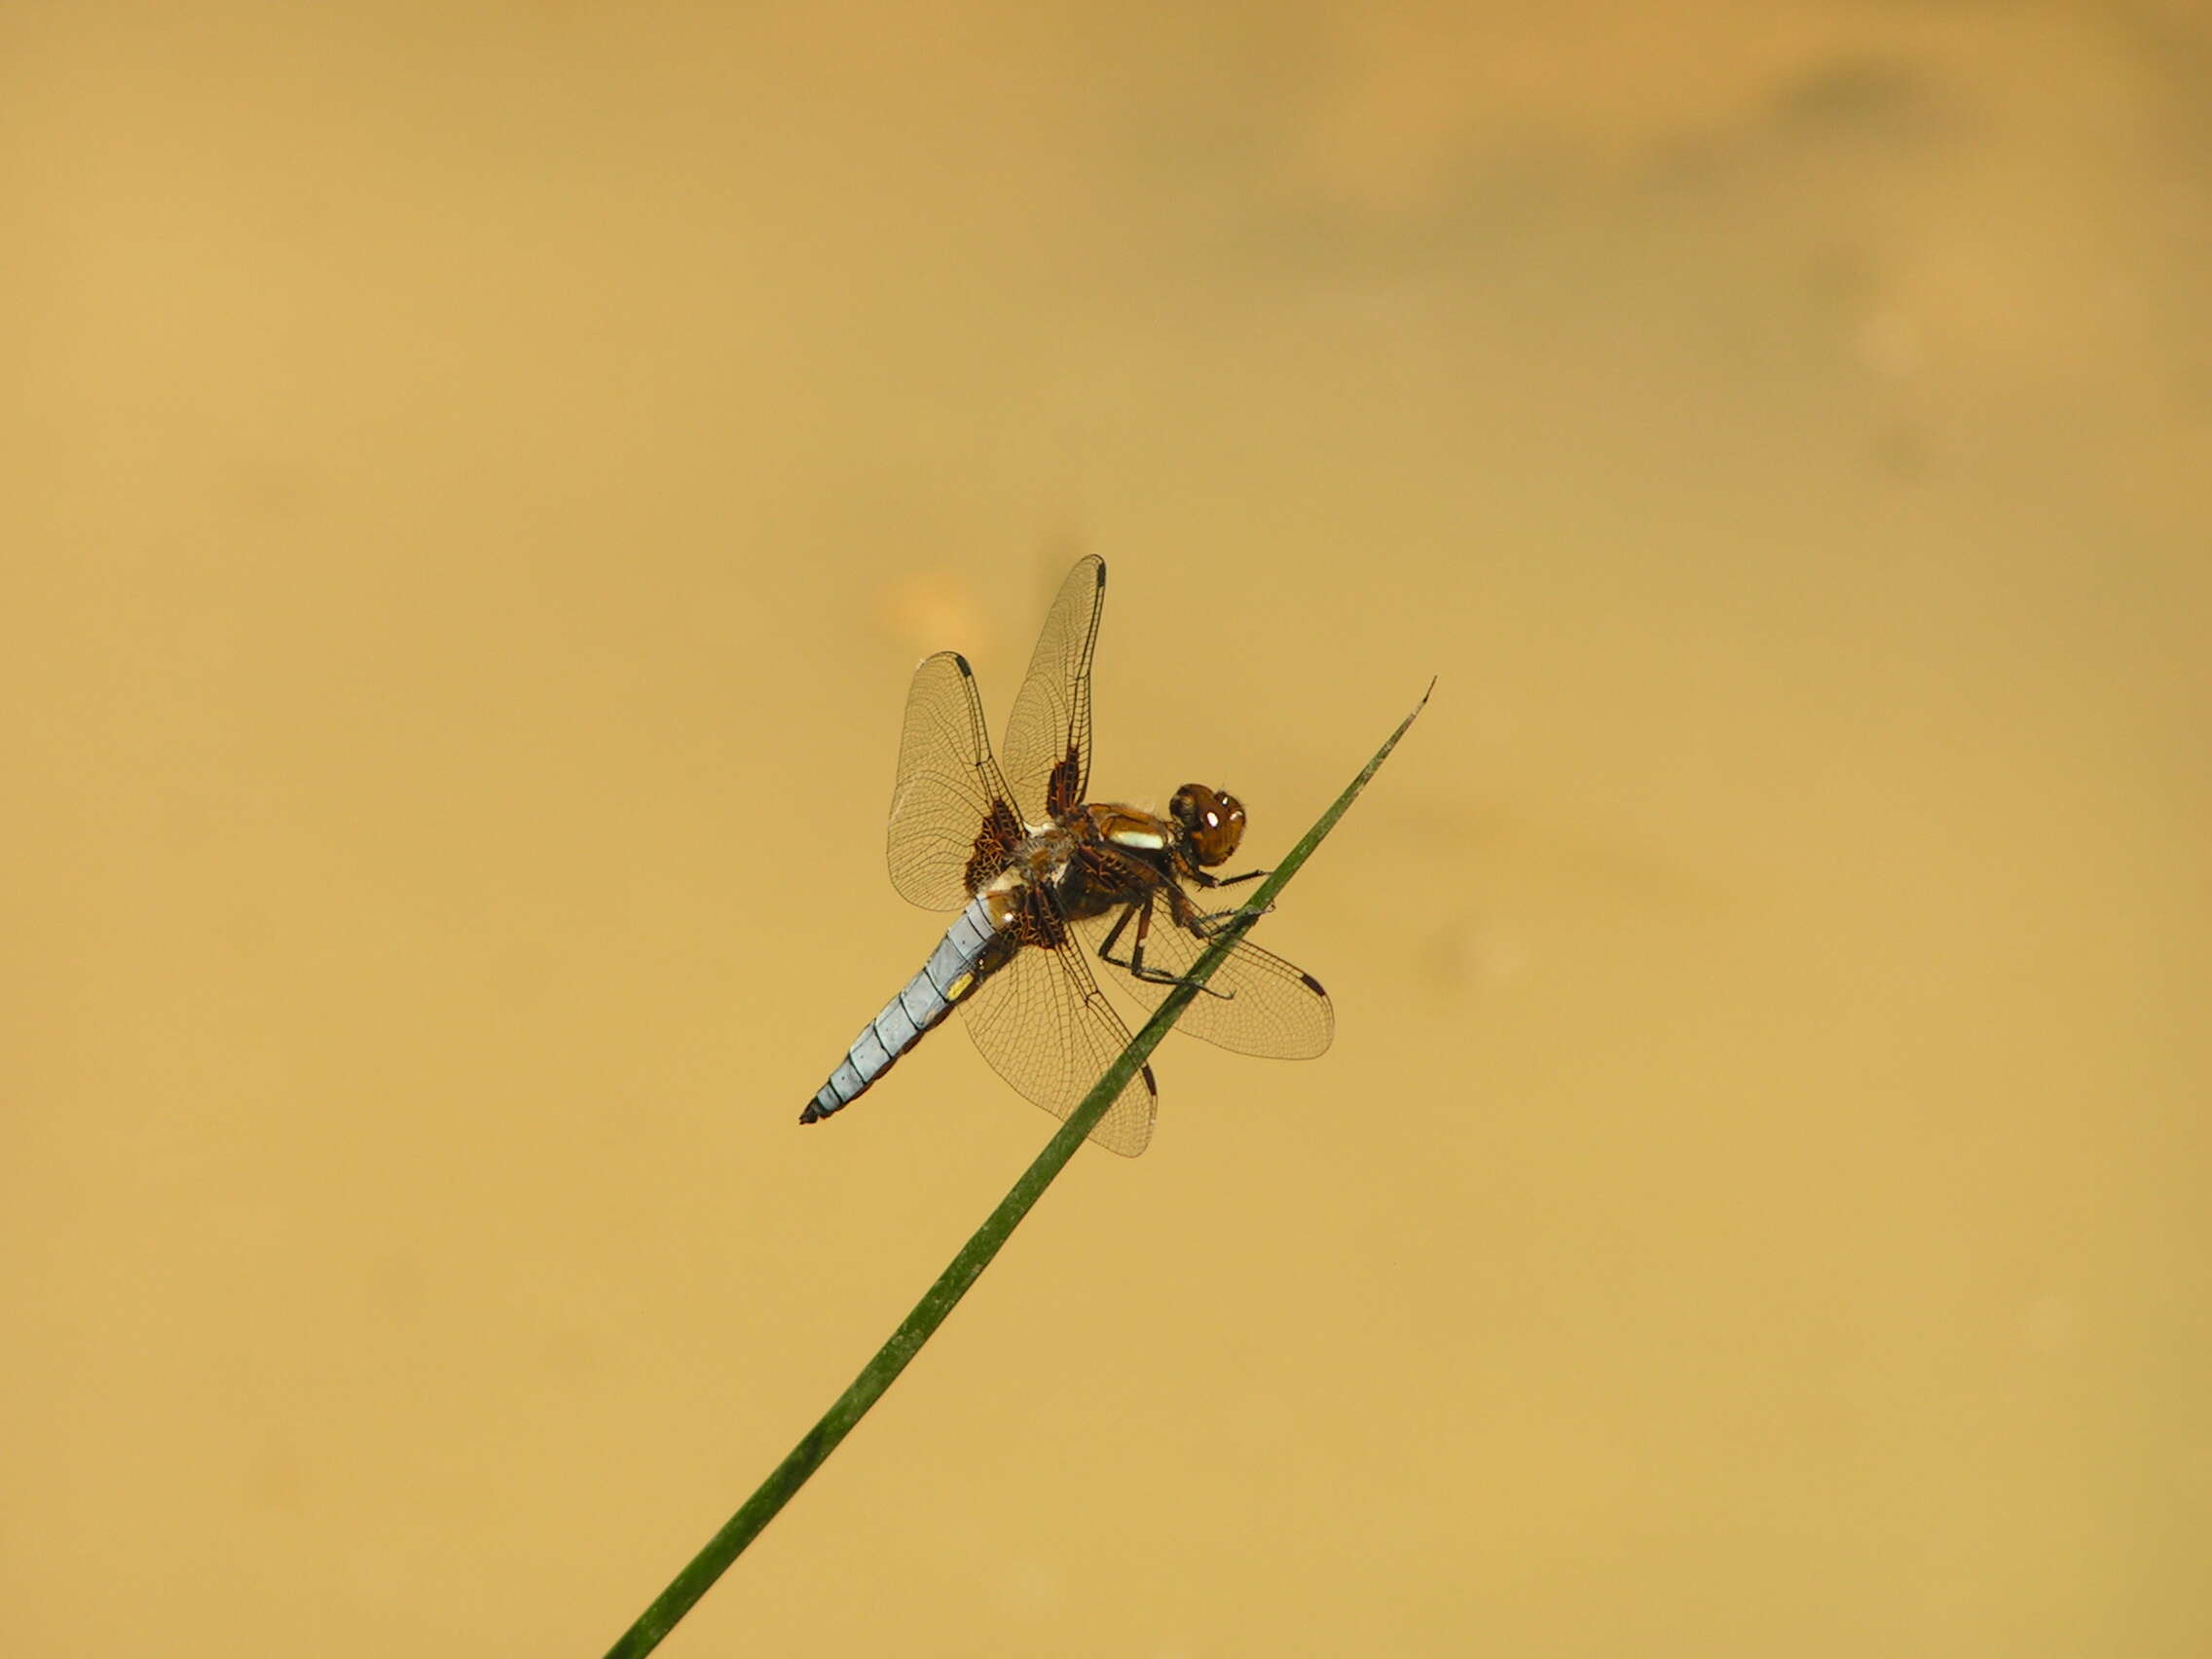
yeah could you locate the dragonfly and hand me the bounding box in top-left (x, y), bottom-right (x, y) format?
top-left (799, 555), bottom-right (1333, 1156)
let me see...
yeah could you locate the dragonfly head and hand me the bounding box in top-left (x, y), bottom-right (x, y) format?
top-left (1170, 785), bottom-right (1247, 868)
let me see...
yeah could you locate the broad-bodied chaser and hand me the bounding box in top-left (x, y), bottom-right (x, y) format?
top-left (800, 556), bottom-right (1331, 1156)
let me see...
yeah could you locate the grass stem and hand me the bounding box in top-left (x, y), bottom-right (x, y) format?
top-left (602, 682), bottom-right (1431, 1657)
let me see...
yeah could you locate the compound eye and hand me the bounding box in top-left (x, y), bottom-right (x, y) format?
top-left (1176, 784), bottom-right (1247, 866)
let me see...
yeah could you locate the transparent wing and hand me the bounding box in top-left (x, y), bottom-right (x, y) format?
top-left (1001, 556), bottom-right (1105, 824)
top-left (1076, 898), bottom-right (1335, 1060)
top-left (887, 651), bottom-right (1023, 912)
top-left (958, 927), bottom-right (1160, 1158)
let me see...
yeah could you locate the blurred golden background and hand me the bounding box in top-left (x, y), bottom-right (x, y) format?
top-left (6, 2), bottom-right (2207, 1653)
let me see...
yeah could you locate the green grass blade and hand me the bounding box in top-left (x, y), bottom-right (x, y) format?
top-left (602, 682), bottom-right (1432, 1658)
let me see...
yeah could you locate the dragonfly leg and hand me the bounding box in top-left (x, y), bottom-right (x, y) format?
top-left (1098, 899), bottom-right (1234, 999)
top-left (1190, 866), bottom-right (1266, 891)
top-left (1181, 866), bottom-right (1272, 933)
top-left (1191, 904), bottom-right (1272, 937)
